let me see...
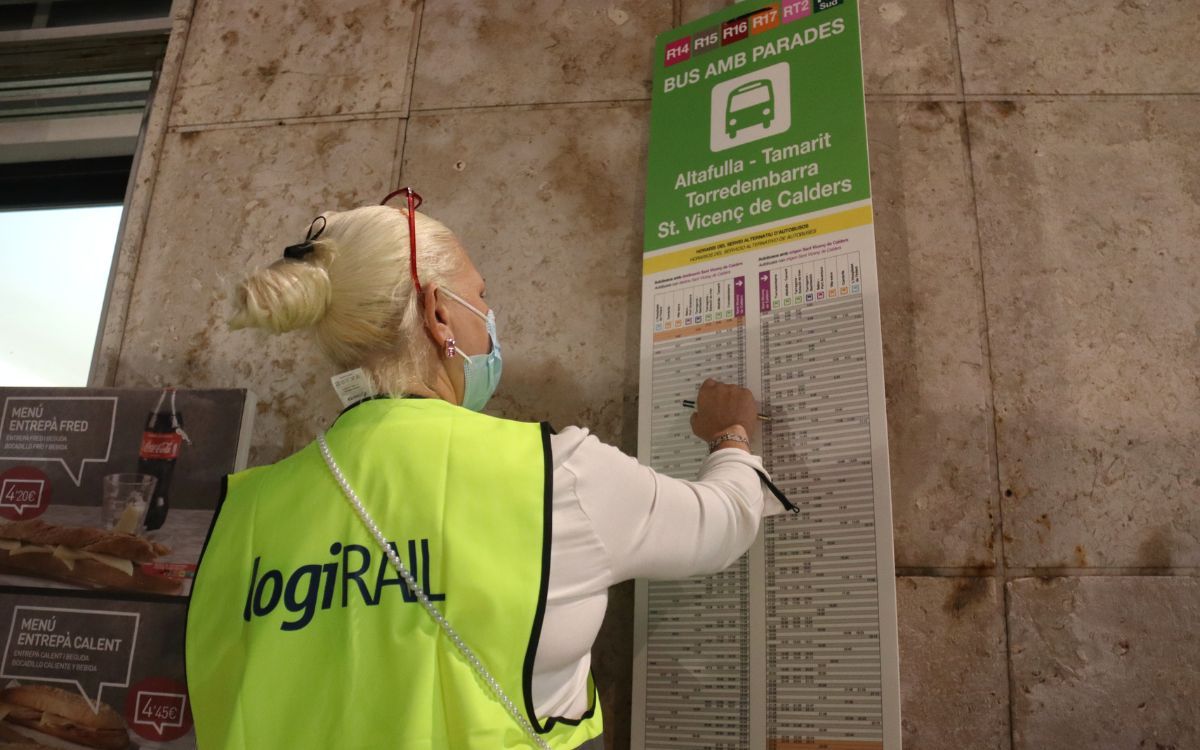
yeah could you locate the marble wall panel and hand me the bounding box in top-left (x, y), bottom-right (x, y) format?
top-left (859, 0), bottom-right (958, 95)
top-left (679, 0), bottom-right (729, 24)
top-left (95, 17), bottom-right (194, 386)
top-left (172, 0), bottom-right (419, 126)
top-left (956, 0), bottom-right (1200, 94)
top-left (968, 101), bottom-right (1200, 569)
top-left (398, 104), bottom-right (649, 450)
top-left (1008, 576), bottom-right (1200, 749)
top-left (399, 105), bottom-right (650, 748)
top-left (868, 100), bottom-right (997, 568)
top-left (411, 1), bottom-right (672, 110)
top-left (113, 119), bottom-right (402, 465)
top-left (169, 0), bottom-right (194, 21)
top-left (897, 576), bottom-right (1010, 750)
top-left (681, 0), bottom-right (959, 94)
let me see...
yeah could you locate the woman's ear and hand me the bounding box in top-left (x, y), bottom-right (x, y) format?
top-left (421, 281), bottom-right (453, 348)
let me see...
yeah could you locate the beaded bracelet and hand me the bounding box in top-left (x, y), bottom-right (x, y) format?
top-left (708, 432), bottom-right (750, 452)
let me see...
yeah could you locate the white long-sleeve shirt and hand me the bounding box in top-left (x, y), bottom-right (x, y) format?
top-left (532, 426), bottom-right (775, 719)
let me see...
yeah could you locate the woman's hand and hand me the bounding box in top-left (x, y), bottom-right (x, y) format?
top-left (689, 378), bottom-right (760, 450)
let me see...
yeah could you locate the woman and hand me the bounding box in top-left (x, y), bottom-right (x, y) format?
top-left (186, 190), bottom-right (776, 750)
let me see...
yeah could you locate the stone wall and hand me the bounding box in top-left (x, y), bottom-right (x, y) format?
top-left (95, 1), bottom-right (1199, 747)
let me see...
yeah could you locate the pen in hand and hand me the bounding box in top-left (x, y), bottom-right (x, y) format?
top-left (681, 399), bottom-right (771, 422)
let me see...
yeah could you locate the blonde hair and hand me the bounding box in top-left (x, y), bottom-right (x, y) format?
top-left (231, 205), bottom-right (465, 395)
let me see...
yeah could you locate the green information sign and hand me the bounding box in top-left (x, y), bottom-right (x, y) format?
top-left (644, 0), bottom-right (870, 252)
top-left (634, 2), bottom-right (902, 748)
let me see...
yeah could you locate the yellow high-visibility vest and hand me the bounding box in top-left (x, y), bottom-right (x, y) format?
top-left (186, 398), bottom-right (603, 749)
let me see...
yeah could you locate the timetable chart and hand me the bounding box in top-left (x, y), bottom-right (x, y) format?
top-left (644, 276), bottom-right (751, 748)
top-left (648, 277), bottom-right (747, 476)
top-left (760, 253), bottom-right (884, 749)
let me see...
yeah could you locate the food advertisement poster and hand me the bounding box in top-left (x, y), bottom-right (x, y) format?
top-left (0, 591), bottom-right (193, 749)
top-left (0, 388), bottom-right (254, 749)
top-left (0, 388), bottom-right (253, 597)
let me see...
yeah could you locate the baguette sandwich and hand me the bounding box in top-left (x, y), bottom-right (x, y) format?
top-left (0, 520), bottom-right (179, 595)
top-left (0, 685), bottom-right (129, 750)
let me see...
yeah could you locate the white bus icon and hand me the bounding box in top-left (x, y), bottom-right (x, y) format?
top-left (726, 79), bottom-right (775, 138)
top-left (710, 62), bottom-right (792, 152)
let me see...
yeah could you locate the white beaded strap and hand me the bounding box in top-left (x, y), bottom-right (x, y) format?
top-left (317, 433), bottom-right (552, 750)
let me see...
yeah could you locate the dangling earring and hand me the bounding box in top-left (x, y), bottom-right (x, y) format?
top-left (444, 338), bottom-right (457, 359)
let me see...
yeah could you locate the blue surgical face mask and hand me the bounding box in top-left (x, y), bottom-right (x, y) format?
top-left (441, 287), bottom-right (502, 411)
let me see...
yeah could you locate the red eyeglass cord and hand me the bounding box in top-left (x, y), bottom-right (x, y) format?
top-left (381, 187), bottom-right (424, 295)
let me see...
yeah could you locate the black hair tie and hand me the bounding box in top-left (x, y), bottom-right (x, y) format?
top-left (283, 216), bottom-right (327, 260)
top-left (283, 241), bottom-right (314, 259)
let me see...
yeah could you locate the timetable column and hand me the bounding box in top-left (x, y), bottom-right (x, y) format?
top-left (760, 253), bottom-right (884, 750)
top-left (644, 277), bottom-right (752, 749)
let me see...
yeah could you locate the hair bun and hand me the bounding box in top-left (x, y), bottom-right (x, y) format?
top-left (230, 255), bottom-right (332, 333)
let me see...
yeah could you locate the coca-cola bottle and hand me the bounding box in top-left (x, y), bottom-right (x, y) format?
top-left (138, 389), bottom-right (187, 531)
